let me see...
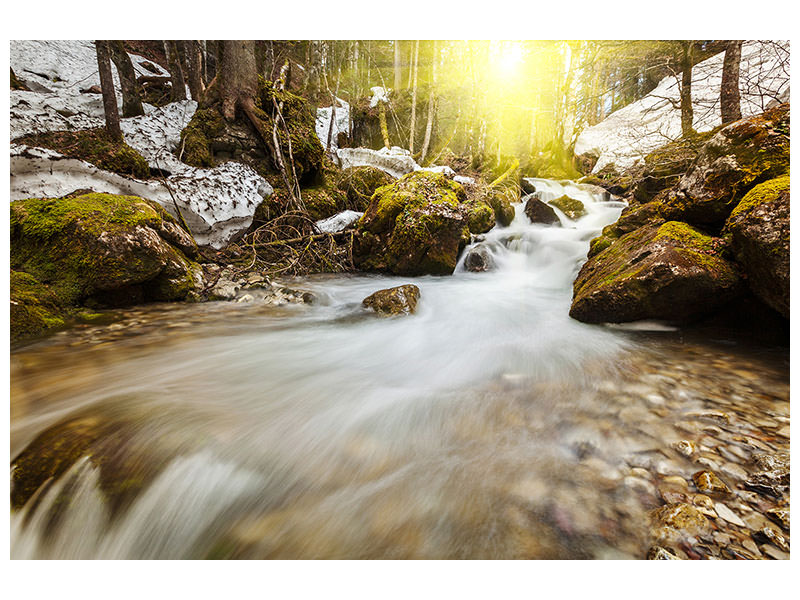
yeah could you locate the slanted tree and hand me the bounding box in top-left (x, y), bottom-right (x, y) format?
top-left (679, 41), bottom-right (695, 137)
top-left (721, 40), bottom-right (743, 124)
top-left (95, 40), bottom-right (122, 142)
top-left (163, 41), bottom-right (187, 101)
top-left (108, 41), bottom-right (144, 117)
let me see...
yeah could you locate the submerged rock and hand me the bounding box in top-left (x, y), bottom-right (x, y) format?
top-left (647, 546), bottom-right (681, 560)
top-left (523, 194), bottom-right (559, 225)
top-left (723, 175), bottom-right (789, 317)
top-left (661, 103), bottom-right (789, 225)
top-left (570, 221), bottom-right (741, 323)
top-left (649, 502), bottom-right (711, 543)
top-left (464, 244), bottom-right (495, 272)
top-left (549, 194), bottom-right (587, 220)
top-left (362, 284), bottom-right (420, 316)
top-left (692, 470), bottom-right (731, 495)
top-left (354, 171), bottom-right (474, 276)
top-left (10, 193), bottom-right (203, 314)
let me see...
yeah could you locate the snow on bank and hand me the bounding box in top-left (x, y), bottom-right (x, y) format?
top-left (575, 41), bottom-right (790, 173)
top-left (10, 41), bottom-right (273, 249)
top-left (315, 97), bottom-right (350, 151)
top-left (314, 210), bottom-right (363, 233)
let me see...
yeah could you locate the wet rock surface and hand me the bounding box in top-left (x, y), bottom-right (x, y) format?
top-left (523, 194), bottom-right (560, 225)
top-left (362, 284), bottom-right (420, 316)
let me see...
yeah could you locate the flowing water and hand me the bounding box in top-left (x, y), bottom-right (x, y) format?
top-left (10, 179), bottom-right (790, 559)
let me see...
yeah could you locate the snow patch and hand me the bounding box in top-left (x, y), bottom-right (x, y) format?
top-left (10, 41), bottom-right (273, 249)
top-left (575, 41), bottom-right (790, 173)
top-left (315, 210), bottom-right (364, 233)
top-left (315, 97), bottom-right (350, 151)
top-left (369, 86), bottom-right (390, 107)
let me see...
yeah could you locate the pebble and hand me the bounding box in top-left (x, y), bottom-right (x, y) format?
top-left (672, 440), bottom-right (695, 457)
top-left (761, 545), bottom-right (789, 560)
top-left (719, 462), bottom-right (748, 481)
top-left (754, 527), bottom-right (789, 552)
top-left (647, 546), bottom-right (681, 560)
top-left (742, 539), bottom-right (762, 556)
top-left (714, 502), bottom-right (746, 527)
top-left (766, 507), bottom-right (789, 531)
top-left (693, 470), bottom-right (730, 495)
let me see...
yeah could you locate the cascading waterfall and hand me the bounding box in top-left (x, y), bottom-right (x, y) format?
top-left (10, 179), bottom-right (668, 559)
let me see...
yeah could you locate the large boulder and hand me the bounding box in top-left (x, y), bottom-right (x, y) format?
top-left (463, 244), bottom-right (495, 272)
top-left (570, 221), bottom-right (741, 323)
top-left (661, 103), bottom-right (789, 225)
top-left (11, 192), bottom-right (203, 309)
top-left (523, 194), bottom-right (559, 225)
top-left (631, 132), bottom-right (714, 203)
top-left (723, 175), bottom-right (789, 317)
top-left (354, 171), bottom-right (474, 275)
top-left (362, 284), bottom-right (420, 316)
top-left (487, 187), bottom-right (516, 227)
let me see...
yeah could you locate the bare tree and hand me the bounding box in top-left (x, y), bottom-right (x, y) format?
top-left (679, 41), bottom-right (695, 137)
top-left (408, 40), bottom-right (419, 153)
top-left (420, 41), bottom-right (438, 162)
top-left (182, 40), bottom-right (205, 101)
top-left (108, 41), bottom-right (144, 117)
top-left (393, 41), bottom-right (402, 91)
top-left (163, 41), bottom-right (187, 101)
top-left (721, 40), bottom-right (743, 124)
top-left (95, 40), bottom-right (122, 141)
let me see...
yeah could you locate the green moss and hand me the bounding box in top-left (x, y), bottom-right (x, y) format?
top-left (463, 199), bottom-right (495, 234)
top-left (360, 171), bottom-right (465, 234)
top-left (14, 129), bottom-right (150, 178)
top-left (728, 175), bottom-right (790, 220)
top-left (653, 221), bottom-right (715, 252)
top-left (10, 270), bottom-right (66, 342)
top-left (487, 188), bottom-right (516, 227)
top-left (549, 195), bottom-right (586, 219)
top-left (179, 107), bottom-right (225, 167)
top-left (335, 166), bottom-right (394, 211)
top-left (301, 186), bottom-right (347, 221)
top-left (11, 193), bottom-right (197, 308)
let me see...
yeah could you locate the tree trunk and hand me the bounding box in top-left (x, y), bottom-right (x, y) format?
top-left (108, 41), bottom-right (144, 117)
top-left (721, 40), bottom-right (743, 124)
top-left (408, 41), bottom-right (419, 153)
top-left (379, 101), bottom-right (391, 149)
top-left (680, 41), bottom-right (694, 137)
top-left (182, 40), bottom-right (205, 101)
top-left (163, 40), bottom-right (187, 101)
top-left (219, 40), bottom-right (259, 122)
top-left (393, 41), bottom-right (402, 91)
top-left (420, 41), bottom-right (437, 162)
top-left (95, 40), bottom-right (122, 142)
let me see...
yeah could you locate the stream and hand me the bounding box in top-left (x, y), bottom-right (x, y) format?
top-left (10, 179), bottom-right (790, 559)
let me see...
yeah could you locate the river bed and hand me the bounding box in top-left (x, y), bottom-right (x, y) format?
top-left (10, 180), bottom-right (790, 559)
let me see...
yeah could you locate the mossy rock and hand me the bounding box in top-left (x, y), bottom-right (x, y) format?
top-left (11, 193), bottom-right (202, 313)
top-left (723, 175), bottom-right (789, 317)
top-left (336, 166), bottom-right (394, 211)
top-left (662, 104), bottom-right (790, 225)
top-left (570, 221), bottom-right (741, 323)
top-left (14, 128), bottom-right (150, 178)
top-left (524, 195), bottom-right (559, 225)
top-left (549, 195), bottom-right (586, 220)
top-left (10, 270), bottom-right (66, 342)
top-left (362, 284), bottom-right (420, 316)
top-left (302, 186), bottom-right (347, 221)
top-left (11, 403), bottom-right (204, 516)
top-left (632, 131), bottom-right (716, 203)
top-left (462, 198), bottom-right (496, 234)
top-left (487, 188), bottom-right (516, 227)
top-left (354, 171), bottom-right (472, 276)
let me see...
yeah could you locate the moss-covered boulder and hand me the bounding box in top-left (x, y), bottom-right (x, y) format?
top-left (570, 221), bottom-right (741, 323)
top-left (662, 104), bottom-right (789, 225)
top-left (362, 284), bottom-right (420, 316)
top-left (14, 128), bottom-right (150, 178)
top-left (11, 193), bottom-right (203, 312)
top-left (462, 197), bottom-right (496, 234)
top-left (301, 186), bottom-right (347, 221)
top-left (632, 132), bottom-right (715, 203)
top-left (549, 195), bottom-right (587, 220)
top-left (723, 175), bottom-right (789, 317)
top-left (10, 270), bottom-right (66, 342)
top-left (336, 166), bottom-right (394, 211)
top-left (354, 171), bottom-right (474, 275)
top-left (524, 195), bottom-right (559, 225)
top-left (487, 188), bottom-right (516, 227)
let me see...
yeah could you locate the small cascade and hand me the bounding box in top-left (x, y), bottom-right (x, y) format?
top-left (456, 178), bottom-right (625, 290)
